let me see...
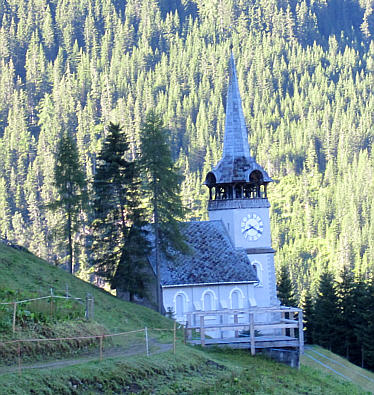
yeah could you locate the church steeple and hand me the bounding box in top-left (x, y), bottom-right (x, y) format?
top-left (222, 53), bottom-right (251, 160)
top-left (205, 53), bottom-right (272, 204)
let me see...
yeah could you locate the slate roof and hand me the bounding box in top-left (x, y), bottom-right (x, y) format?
top-left (205, 54), bottom-right (272, 185)
top-left (148, 221), bottom-right (258, 286)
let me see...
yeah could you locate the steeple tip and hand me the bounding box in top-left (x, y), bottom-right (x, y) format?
top-left (223, 53), bottom-right (250, 160)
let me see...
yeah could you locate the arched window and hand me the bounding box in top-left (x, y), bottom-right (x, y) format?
top-left (174, 292), bottom-right (188, 321)
top-left (231, 291), bottom-right (239, 309)
top-left (202, 290), bottom-right (216, 311)
top-left (176, 294), bottom-right (184, 316)
top-left (251, 260), bottom-right (263, 286)
top-left (230, 288), bottom-right (244, 309)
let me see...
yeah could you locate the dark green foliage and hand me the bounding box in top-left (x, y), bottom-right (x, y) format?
top-left (277, 265), bottom-right (297, 306)
top-left (139, 111), bottom-right (187, 311)
top-left (353, 278), bottom-right (374, 370)
top-left (313, 271), bottom-right (341, 351)
top-left (299, 289), bottom-right (315, 345)
top-left (50, 133), bottom-right (87, 274)
top-left (336, 266), bottom-right (357, 359)
top-left (92, 123), bottom-right (150, 300)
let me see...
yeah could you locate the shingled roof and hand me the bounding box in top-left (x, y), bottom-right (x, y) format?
top-left (148, 221), bottom-right (258, 286)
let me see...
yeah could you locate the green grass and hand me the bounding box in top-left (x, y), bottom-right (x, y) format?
top-left (0, 243), bottom-right (372, 394)
top-left (302, 345), bottom-right (374, 393)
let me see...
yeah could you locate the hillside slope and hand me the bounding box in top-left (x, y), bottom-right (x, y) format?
top-left (0, 244), bottom-right (371, 394)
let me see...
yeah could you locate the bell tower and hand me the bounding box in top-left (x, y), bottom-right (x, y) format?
top-left (204, 53), bottom-right (278, 307)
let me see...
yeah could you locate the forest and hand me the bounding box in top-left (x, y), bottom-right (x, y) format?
top-left (0, 0), bottom-right (374, 368)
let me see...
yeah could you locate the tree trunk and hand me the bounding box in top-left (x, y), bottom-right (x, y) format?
top-left (153, 178), bottom-right (162, 314)
top-left (67, 207), bottom-right (73, 274)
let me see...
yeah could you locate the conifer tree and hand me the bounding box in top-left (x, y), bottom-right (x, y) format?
top-left (139, 111), bottom-right (187, 313)
top-left (51, 132), bottom-right (87, 274)
top-left (92, 123), bottom-right (150, 300)
top-left (336, 266), bottom-right (356, 359)
top-left (277, 265), bottom-right (297, 306)
top-left (313, 271), bottom-right (341, 351)
top-left (299, 289), bottom-right (315, 344)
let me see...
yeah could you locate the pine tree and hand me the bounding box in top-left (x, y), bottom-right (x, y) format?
top-left (50, 132), bottom-right (87, 274)
top-left (277, 265), bottom-right (297, 306)
top-left (336, 266), bottom-right (356, 359)
top-left (92, 123), bottom-right (150, 300)
top-left (313, 271), bottom-right (341, 351)
top-left (139, 111), bottom-right (188, 313)
top-left (299, 289), bottom-right (315, 344)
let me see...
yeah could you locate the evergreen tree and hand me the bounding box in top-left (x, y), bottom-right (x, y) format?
top-left (299, 289), bottom-right (315, 344)
top-left (313, 271), bottom-right (341, 351)
top-left (353, 278), bottom-right (374, 369)
top-left (50, 132), bottom-right (87, 274)
top-left (277, 265), bottom-right (297, 306)
top-left (336, 266), bottom-right (356, 359)
top-left (92, 122), bottom-right (150, 300)
top-left (139, 111), bottom-right (187, 313)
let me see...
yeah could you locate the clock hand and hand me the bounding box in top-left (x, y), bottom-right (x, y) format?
top-left (253, 227), bottom-right (262, 234)
top-left (248, 224), bottom-right (262, 234)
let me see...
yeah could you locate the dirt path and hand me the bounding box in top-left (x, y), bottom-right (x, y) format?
top-left (0, 341), bottom-right (172, 376)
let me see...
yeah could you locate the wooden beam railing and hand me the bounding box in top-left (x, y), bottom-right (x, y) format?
top-left (185, 306), bottom-right (303, 356)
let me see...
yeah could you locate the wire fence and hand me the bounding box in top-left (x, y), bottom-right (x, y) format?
top-left (0, 323), bottom-right (179, 376)
top-left (0, 289), bottom-right (94, 333)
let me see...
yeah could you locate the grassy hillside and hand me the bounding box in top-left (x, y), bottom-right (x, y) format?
top-left (0, 243), bottom-right (371, 394)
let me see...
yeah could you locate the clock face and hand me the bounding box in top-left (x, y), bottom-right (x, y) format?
top-left (241, 213), bottom-right (264, 241)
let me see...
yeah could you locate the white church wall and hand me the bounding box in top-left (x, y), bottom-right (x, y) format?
top-left (162, 282), bottom-right (257, 332)
top-left (248, 253), bottom-right (279, 307)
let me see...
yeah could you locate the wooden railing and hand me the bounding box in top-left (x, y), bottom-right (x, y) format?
top-left (185, 306), bottom-right (303, 356)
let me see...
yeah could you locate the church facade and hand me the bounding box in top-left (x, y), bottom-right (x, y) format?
top-left (160, 54), bottom-right (279, 323)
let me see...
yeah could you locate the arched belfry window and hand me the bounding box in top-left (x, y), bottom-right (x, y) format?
top-left (205, 173), bottom-right (216, 200)
top-left (249, 170), bottom-right (263, 183)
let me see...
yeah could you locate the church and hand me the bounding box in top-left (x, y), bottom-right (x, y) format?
top-left (156, 53), bottom-right (279, 323)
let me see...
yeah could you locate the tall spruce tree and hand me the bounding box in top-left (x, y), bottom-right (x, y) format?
top-left (277, 265), bottom-right (297, 306)
top-left (51, 132), bottom-right (86, 274)
top-left (353, 278), bottom-right (374, 370)
top-left (139, 111), bottom-right (187, 313)
top-left (336, 266), bottom-right (356, 359)
top-left (299, 289), bottom-right (315, 344)
top-left (313, 271), bottom-right (341, 351)
top-left (92, 122), bottom-right (150, 300)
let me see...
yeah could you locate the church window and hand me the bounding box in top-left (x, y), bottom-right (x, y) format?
top-left (251, 261), bottom-right (263, 285)
top-left (174, 292), bottom-right (188, 320)
top-left (231, 291), bottom-right (239, 309)
top-left (230, 288), bottom-right (244, 309)
top-left (202, 290), bottom-right (216, 311)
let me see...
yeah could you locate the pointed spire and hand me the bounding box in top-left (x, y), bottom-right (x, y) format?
top-left (222, 53), bottom-right (251, 159)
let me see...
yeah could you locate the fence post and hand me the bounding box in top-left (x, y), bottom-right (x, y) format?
top-left (298, 310), bottom-right (304, 354)
top-left (90, 296), bottom-right (94, 320)
top-left (12, 302), bottom-right (17, 334)
top-left (200, 315), bottom-right (205, 347)
top-left (145, 327), bottom-right (149, 356)
top-left (249, 312), bottom-right (255, 356)
top-left (50, 288), bottom-right (53, 317)
top-left (85, 293), bottom-right (90, 320)
top-left (99, 335), bottom-right (103, 361)
top-left (65, 284), bottom-right (69, 298)
top-left (289, 311), bottom-right (295, 338)
top-left (173, 321), bottom-right (176, 354)
top-left (17, 341), bottom-right (21, 375)
top-left (234, 313), bottom-right (239, 338)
